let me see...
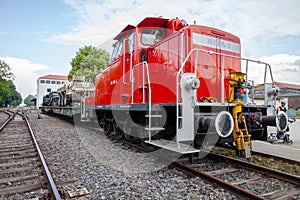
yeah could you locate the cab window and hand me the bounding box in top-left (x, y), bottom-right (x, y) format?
top-left (141, 28), bottom-right (164, 46)
top-left (128, 32), bottom-right (135, 54)
top-left (110, 38), bottom-right (124, 61)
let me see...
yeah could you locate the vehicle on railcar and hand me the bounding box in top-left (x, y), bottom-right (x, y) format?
top-left (43, 17), bottom-right (289, 158)
top-left (41, 76), bottom-right (94, 117)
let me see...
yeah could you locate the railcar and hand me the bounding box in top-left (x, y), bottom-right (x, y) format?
top-left (41, 76), bottom-right (94, 117)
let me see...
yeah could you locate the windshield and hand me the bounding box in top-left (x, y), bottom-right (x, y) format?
top-left (110, 39), bottom-right (124, 61)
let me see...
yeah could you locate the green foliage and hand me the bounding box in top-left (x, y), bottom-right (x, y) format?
top-left (24, 94), bottom-right (35, 106)
top-left (68, 45), bottom-right (110, 83)
top-left (0, 60), bottom-right (14, 80)
top-left (296, 110), bottom-right (300, 119)
top-left (0, 60), bottom-right (13, 103)
top-left (0, 80), bottom-right (22, 107)
top-left (254, 83), bottom-right (264, 88)
top-left (0, 60), bottom-right (22, 107)
top-left (0, 80), bottom-right (10, 103)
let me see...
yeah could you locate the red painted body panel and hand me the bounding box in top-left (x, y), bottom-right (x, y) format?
top-left (94, 17), bottom-right (241, 108)
top-left (85, 96), bottom-right (95, 107)
top-left (188, 25), bottom-right (241, 101)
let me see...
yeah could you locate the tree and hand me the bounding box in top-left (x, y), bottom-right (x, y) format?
top-left (0, 60), bottom-right (14, 80)
top-left (24, 94), bottom-right (35, 106)
top-left (0, 80), bottom-right (22, 107)
top-left (6, 89), bottom-right (22, 107)
top-left (0, 60), bottom-right (22, 107)
top-left (0, 60), bottom-right (14, 105)
top-left (68, 46), bottom-right (110, 83)
top-left (0, 80), bottom-right (10, 104)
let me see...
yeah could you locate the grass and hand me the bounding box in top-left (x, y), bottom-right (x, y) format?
top-left (296, 110), bottom-right (300, 119)
top-left (211, 146), bottom-right (300, 176)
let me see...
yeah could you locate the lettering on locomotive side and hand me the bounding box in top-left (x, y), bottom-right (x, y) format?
top-left (110, 79), bottom-right (118, 85)
top-left (192, 33), bottom-right (240, 54)
top-left (119, 104), bottom-right (131, 108)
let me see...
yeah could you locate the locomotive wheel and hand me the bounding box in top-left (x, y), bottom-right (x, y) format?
top-left (123, 118), bottom-right (132, 140)
top-left (123, 118), bottom-right (138, 141)
top-left (124, 125), bottom-right (135, 140)
top-left (138, 128), bottom-right (154, 151)
top-left (99, 121), bottom-right (104, 129)
top-left (140, 138), bottom-right (156, 151)
top-left (115, 127), bottom-right (124, 140)
top-left (194, 134), bottom-right (205, 149)
top-left (103, 121), bottom-right (111, 135)
top-left (139, 129), bottom-right (156, 151)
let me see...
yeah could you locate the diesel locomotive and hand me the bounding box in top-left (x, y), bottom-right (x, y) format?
top-left (44, 17), bottom-right (288, 157)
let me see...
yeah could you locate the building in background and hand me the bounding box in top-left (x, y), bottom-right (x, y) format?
top-left (253, 82), bottom-right (300, 110)
top-left (36, 75), bottom-right (68, 108)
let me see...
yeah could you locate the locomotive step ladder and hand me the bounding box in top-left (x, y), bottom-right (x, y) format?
top-left (132, 61), bottom-right (200, 154)
top-left (145, 73), bottom-right (201, 154)
top-left (145, 109), bottom-right (165, 132)
top-left (145, 139), bottom-right (201, 154)
top-left (145, 104), bottom-right (199, 156)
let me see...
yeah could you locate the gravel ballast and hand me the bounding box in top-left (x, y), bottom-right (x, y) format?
top-left (27, 111), bottom-right (236, 199)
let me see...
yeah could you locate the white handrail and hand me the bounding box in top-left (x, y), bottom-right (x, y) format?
top-left (176, 49), bottom-right (199, 132)
top-left (176, 48), bottom-right (275, 132)
top-left (122, 39), bottom-right (127, 84)
top-left (131, 61), bottom-right (150, 104)
top-left (131, 61), bottom-right (152, 139)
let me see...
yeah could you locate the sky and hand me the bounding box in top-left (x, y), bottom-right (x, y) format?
top-left (0, 0), bottom-right (300, 99)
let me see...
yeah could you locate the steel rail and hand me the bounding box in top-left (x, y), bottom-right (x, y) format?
top-left (54, 115), bottom-right (299, 199)
top-left (172, 160), bottom-right (266, 200)
top-left (105, 133), bottom-right (265, 199)
top-left (0, 109), bottom-right (18, 132)
top-left (2, 110), bottom-right (12, 117)
top-left (106, 133), bottom-right (153, 153)
top-left (20, 111), bottom-right (61, 200)
top-left (173, 151), bottom-right (300, 199)
top-left (95, 128), bottom-right (277, 199)
top-left (208, 152), bottom-right (300, 186)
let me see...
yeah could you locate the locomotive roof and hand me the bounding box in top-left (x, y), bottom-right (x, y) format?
top-left (114, 17), bottom-right (170, 40)
top-left (136, 17), bottom-right (169, 28)
top-left (114, 24), bottom-right (136, 40)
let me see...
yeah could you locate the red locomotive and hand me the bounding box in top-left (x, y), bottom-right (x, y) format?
top-left (81, 17), bottom-right (288, 157)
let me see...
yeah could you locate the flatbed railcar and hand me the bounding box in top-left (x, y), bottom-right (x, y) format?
top-left (41, 76), bottom-right (94, 117)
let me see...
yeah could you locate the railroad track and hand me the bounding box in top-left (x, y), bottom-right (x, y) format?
top-left (104, 130), bottom-right (300, 199)
top-left (174, 152), bottom-right (300, 200)
top-left (49, 114), bottom-right (300, 199)
top-left (0, 109), bottom-right (61, 199)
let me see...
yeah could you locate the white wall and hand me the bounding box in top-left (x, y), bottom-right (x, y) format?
top-left (36, 79), bottom-right (66, 108)
top-left (254, 98), bottom-right (288, 110)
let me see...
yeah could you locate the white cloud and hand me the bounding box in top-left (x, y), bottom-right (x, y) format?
top-left (50, 0), bottom-right (300, 50)
top-left (49, 0), bottom-right (300, 87)
top-left (49, 0), bottom-right (219, 45)
top-left (260, 54), bottom-right (300, 84)
top-left (0, 57), bottom-right (49, 98)
top-left (243, 54), bottom-right (300, 85)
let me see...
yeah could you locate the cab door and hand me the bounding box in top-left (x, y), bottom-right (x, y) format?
top-left (119, 32), bottom-right (136, 104)
top-left (108, 38), bottom-right (125, 104)
top-left (124, 32), bottom-right (135, 85)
